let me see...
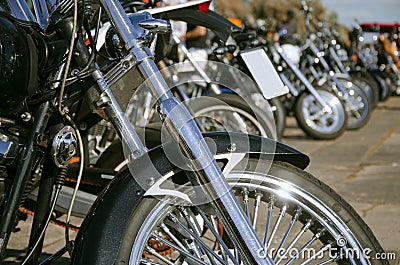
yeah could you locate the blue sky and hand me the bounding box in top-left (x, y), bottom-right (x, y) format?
top-left (319, 0), bottom-right (399, 28)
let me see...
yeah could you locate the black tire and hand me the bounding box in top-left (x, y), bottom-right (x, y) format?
top-left (186, 93), bottom-right (278, 140)
top-left (369, 71), bottom-right (391, 102)
top-left (295, 89), bottom-right (347, 140)
top-left (112, 159), bottom-right (388, 265)
top-left (350, 71), bottom-right (380, 109)
top-left (384, 73), bottom-right (399, 97)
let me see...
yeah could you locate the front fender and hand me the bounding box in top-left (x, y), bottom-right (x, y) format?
top-left (72, 132), bottom-right (309, 264)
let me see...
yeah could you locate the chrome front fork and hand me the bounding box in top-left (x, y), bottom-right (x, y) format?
top-left (95, 0), bottom-right (272, 264)
top-left (276, 45), bottom-right (332, 113)
top-left (308, 42), bottom-right (353, 99)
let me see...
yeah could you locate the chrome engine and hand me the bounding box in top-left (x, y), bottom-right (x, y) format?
top-left (0, 131), bottom-right (22, 204)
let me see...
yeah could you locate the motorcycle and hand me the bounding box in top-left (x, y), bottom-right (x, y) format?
top-left (313, 22), bottom-right (380, 109)
top-left (0, 1), bottom-right (389, 265)
top-left (269, 39), bottom-right (348, 140)
top-left (298, 1), bottom-right (372, 131)
top-left (25, 1), bottom-right (282, 219)
top-left (349, 23), bottom-right (399, 101)
top-left (223, 29), bottom-right (347, 140)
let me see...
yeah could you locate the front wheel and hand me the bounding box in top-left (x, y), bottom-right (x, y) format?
top-left (295, 89), bottom-right (347, 140)
top-left (115, 159), bottom-right (387, 265)
top-left (335, 77), bottom-right (371, 130)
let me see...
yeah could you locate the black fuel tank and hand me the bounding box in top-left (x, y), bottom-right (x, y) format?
top-left (0, 14), bottom-right (37, 115)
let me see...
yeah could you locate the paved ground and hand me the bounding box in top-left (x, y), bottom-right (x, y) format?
top-left (283, 96), bottom-right (400, 265)
top-left (4, 96), bottom-right (400, 264)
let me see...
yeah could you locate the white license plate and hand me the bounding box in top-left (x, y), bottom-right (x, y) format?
top-left (240, 48), bottom-right (288, 99)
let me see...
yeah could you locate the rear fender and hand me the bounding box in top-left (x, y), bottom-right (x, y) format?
top-left (71, 132), bottom-right (309, 264)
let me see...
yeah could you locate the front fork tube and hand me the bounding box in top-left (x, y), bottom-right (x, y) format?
top-left (91, 46), bottom-right (272, 264)
top-left (95, 0), bottom-right (270, 261)
top-left (279, 73), bottom-right (299, 97)
top-left (92, 69), bottom-right (148, 159)
top-left (329, 46), bottom-right (349, 75)
top-left (276, 46), bottom-right (332, 113)
top-left (0, 102), bottom-right (51, 259)
top-left (308, 43), bottom-right (351, 100)
top-left (139, 52), bottom-right (271, 265)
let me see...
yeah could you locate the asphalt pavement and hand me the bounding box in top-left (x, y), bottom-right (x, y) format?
top-left (283, 96), bottom-right (400, 265)
top-left (4, 96), bottom-right (400, 264)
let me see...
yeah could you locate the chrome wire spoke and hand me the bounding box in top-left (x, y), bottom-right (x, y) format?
top-left (253, 192), bottom-right (263, 228)
top-left (209, 215), bottom-right (229, 263)
top-left (241, 188), bottom-right (250, 218)
top-left (166, 210), bottom-right (210, 263)
top-left (273, 208), bottom-right (302, 261)
top-left (131, 172), bottom-right (367, 265)
top-left (316, 257), bottom-right (337, 265)
top-left (169, 213), bottom-right (227, 265)
top-left (284, 228), bottom-right (326, 265)
top-left (267, 203), bottom-right (288, 249)
top-left (176, 210), bottom-right (219, 265)
top-left (178, 206), bottom-right (202, 236)
top-left (183, 209), bottom-right (220, 265)
top-left (196, 208), bottom-right (239, 265)
top-left (314, 246), bottom-right (346, 265)
top-left (151, 233), bottom-right (209, 265)
top-left (144, 245), bottom-right (175, 265)
top-left (276, 219), bottom-right (313, 265)
top-left (299, 242), bottom-right (333, 265)
top-left (159, 223), bottom-right (188, 251)
top-left (263, 195), bottom-right (276, 247)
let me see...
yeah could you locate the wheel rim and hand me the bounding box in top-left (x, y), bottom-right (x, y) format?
top-left (301, 91), bottom-right (345, 135)
top-left (129, 167), bottom-right (369, 265)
